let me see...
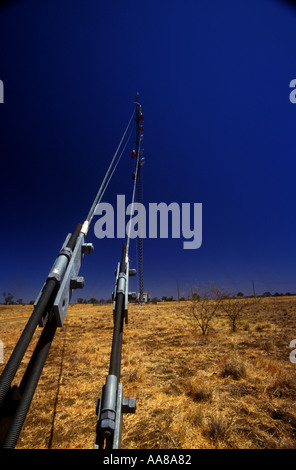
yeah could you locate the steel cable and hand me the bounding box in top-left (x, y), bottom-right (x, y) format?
top-left (85, 109), bottom-right (135, 227)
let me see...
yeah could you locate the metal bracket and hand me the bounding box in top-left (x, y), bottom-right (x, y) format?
top-left (53, 233), bottom-right (93, 326)
top-left (34, 234), bottom-right (72, 326)
top-left (94, 379), bottom-right (136, 450)
top-left (112, 263), bottom-right (136, 325)
top-left (34, 232), bottom-right (94, 327)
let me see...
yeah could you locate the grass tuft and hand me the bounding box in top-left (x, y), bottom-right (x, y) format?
top-left (220, 355), bottom-right (246, 380)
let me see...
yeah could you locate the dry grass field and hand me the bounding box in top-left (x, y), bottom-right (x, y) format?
top-left (1, 296), bottom-right (296, 449)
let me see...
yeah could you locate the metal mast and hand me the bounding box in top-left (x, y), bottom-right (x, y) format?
top-left (135, 93), bottom-right (144, 304)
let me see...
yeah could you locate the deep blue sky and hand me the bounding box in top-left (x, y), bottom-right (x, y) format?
top-left (0, 0), bottom-right (296, 303)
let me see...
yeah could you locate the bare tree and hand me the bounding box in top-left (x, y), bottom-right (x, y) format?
top-left (187, 284), bottom-right (224, 336)
top-left (2, 292), bottom-right (14, 305)
top-left (221, 294), bottom-right (258, 332)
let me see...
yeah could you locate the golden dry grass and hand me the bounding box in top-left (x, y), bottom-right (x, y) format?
top-left (1, 296), bottom-right (296, 449)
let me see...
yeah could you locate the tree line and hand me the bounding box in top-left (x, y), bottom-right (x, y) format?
top-left (177, 284), bottom-right (296, 336)
top-left (1, 290), bottom-right (295, 306)
top-left (2, 292), bottom-right (24, 305)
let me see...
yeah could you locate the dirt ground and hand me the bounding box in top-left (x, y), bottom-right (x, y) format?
top-left (0, 296), bottom-right (296, 449)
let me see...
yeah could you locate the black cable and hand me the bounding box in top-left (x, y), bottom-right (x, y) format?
top-left (0, 278), bottom-right (57, 409)
top-left (1, 315), bottom-right (57, 449)
top-left (108, 244), bottom-right (127, 379)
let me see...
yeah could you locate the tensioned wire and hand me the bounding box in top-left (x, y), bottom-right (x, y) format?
top-left (85, 108), bottom-right (135, 226)
top-left (82, 101), bottom-right (141, 263)
top-left (126, 127), bottom-right (142, 259)
top-left (92, 123), bottom-right (135, 210)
